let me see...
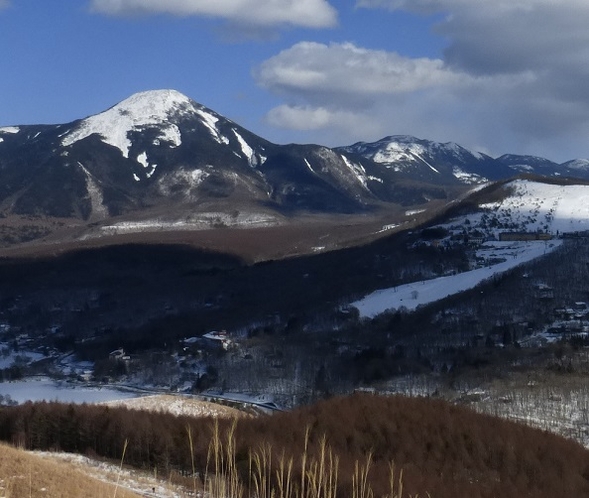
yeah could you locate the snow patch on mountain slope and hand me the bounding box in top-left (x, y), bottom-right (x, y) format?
top-left (137, 152), bottom-right (148, 169)
top-left (304, 158), bottom-right (315, 174)
top-left (61, 89), bottom-right (187, 158)
top-left (453, 166), bottom-right (485, 184)
top-left (195, 109), bottom-right (229, 145)
top-left (136, 152), bottom-right (157, 179)
top-left (232, 129), bottom-right (257, 166)
top-left (414, 152), bottom-right (440, 173)
top-left (0, 126), bottom-right (19, 134)
top-left (341, 155), bottom-right (369, 189)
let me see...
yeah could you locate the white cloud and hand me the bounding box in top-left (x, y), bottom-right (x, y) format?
top-left (256, 42), bottom-right (460, 99)
top-left (254, 42), bottom-right (533, 138)
top-left (90, 0), bottom-right (337, 28)
top-left (255, 2), bottom-right (589, 161)
top-left (266, 105), bottom-right (333, 130)
top-left (266, 104), bottom-right (378, 132)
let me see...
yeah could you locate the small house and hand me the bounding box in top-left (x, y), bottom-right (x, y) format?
top-left (202, 330), bottom-right (232, 351)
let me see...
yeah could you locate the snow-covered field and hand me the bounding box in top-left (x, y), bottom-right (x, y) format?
top-left (0, 378), bottom-right (137, 404)
top-left (0, 349), bottom-right (45, 369)
top-left (352, 240), bottom-right (562, 318)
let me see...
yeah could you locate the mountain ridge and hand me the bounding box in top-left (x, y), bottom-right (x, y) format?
top-left (0, 90), bottom-right (454, 223)
top-left (1, 89), bottom-right (588, 232)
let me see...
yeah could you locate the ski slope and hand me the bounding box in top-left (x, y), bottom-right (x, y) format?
top-left (352, 240), bottom-right (561, 318)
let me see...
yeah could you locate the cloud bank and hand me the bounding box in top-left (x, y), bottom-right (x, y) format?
top-left (90, 0), bottom-right (338, 28)
top-left (257, 1), bottom-right (589, 160)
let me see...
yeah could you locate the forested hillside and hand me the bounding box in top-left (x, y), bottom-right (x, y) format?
top-left (1, 394), bottom-right (589, 498)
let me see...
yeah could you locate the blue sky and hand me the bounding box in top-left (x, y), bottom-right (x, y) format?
top-left (2, 0), bottom-right (589, 162)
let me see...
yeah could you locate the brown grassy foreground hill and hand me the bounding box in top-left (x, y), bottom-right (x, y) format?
top-left (0, 442), bottom-right (142, 498)
top-left (1, 393), bottom-right (589, 497)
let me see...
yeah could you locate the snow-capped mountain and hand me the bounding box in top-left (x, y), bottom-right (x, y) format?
top-left (1, 89), bottom-right (589, 224)
top-left (0, 90), bottom-right (450, 221)
top-left (338, 135), bottom-right (510, 185)
top-left (342, 136), bottom-right (589, 185)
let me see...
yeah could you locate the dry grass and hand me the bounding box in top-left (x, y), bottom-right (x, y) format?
top-left (0, 442), bottom-right (141, 498)
top-left (102, 394), bottom-right (248, 419)
top-left (201, 421), bottom-right (416, 498)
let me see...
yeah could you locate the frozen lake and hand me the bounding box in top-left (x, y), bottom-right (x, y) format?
top-left (0, 377), bottom-right (139, 404)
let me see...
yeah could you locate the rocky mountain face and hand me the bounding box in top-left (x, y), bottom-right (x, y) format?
top-left (1, 89), bottom-right (588, 223)
top-left (0, 90), bottom-right (448, 221)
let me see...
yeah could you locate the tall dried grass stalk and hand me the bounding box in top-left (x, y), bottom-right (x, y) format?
top-left (202, 423), bottom-right (418, 498)
top-left (112, 438), bottom-right (129, 498)
top-left (275, 450), bottom-right (294, 498)
top-left (303, 435), bottom-right (339, 498)
top-left (205, 420), bottom-right (243, 498)
top-left (352, 452), bottom-right (373, 498)
top-left (250, 443), bottom-right (273, 498)
top-left (187, 425), bottom-right (197, 496)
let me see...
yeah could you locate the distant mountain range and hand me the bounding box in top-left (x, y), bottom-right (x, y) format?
top-left (339, 136), bottom-right (589, 185)
top-left (0, 89), bottom-right (588, 221)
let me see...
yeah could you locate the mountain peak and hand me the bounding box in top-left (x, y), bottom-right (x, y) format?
top-left (61, 89), bottom-right (196, 158)
top-left (113, 89), bottom-right (194, 117)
